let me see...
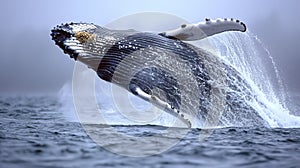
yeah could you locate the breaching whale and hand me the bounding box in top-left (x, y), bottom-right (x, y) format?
top-left (51, 18), bottom-right (267, 127)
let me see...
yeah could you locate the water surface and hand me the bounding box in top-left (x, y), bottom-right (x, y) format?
top-left (0, 96), bottom-right (299, 168)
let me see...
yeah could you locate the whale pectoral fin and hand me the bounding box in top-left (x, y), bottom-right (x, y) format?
top-left (129, 84), bottom-right (192, 128)
top-left (159, 18), bottom-right (246, 41)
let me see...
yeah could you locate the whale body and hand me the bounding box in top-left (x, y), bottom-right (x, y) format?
top-left (51, 19), bottom-right (267, 127)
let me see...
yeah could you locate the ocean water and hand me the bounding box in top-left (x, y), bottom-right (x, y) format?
top-left (0, 95), bottom-right (300, 168)
top-left (2, 27), bottom-right (300, 167)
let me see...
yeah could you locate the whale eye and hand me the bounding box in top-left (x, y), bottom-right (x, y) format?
top-left (181, 24), bottom-right (187, 28)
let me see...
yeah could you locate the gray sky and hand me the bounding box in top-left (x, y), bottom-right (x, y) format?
top-left (0, 0), bottom-right (299, 93)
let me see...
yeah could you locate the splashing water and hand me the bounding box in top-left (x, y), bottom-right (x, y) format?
top-left (58, 31), bottom-right (300, 128)
top-left (207, 31), bottom-right (300, 128)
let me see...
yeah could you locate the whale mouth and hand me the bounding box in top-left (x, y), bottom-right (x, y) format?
top-left (51, 23), bottom-right (98, 60)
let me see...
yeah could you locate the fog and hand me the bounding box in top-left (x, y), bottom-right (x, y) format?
top-left (0, 0), bottom-right (299, 94)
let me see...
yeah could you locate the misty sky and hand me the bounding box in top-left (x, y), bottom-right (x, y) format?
top-left (0, 0), bottom-right (299, 93)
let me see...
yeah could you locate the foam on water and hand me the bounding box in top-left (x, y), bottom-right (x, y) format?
top-left (58, 31), bottom-right (300, 128)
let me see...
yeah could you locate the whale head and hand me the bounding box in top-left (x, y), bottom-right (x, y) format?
top-left (51, 23), bottom-right (131, 70)
top-left (51, 23), bottom-right (96, 59)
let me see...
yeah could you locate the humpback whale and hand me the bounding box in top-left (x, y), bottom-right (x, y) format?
top-left (51, 18), bottom-right (267, 127)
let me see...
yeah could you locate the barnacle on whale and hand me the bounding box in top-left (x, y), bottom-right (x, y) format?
top-left (75, 31), bottom-right (95, 43)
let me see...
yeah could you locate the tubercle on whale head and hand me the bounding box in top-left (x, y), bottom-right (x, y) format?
top-left (50, 22), bottom-right (100, 61)
top-left (51, 22), bottom-right (143, 72)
